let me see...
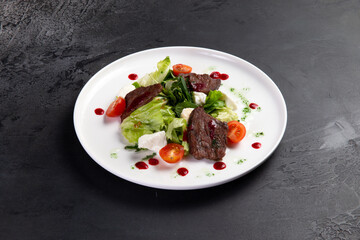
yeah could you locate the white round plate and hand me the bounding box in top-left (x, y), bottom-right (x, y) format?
top-left (73, 46), bottom-right (287, 190)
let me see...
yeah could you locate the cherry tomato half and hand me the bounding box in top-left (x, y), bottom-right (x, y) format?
top-left (172, 64), bottom-right (192, 76)
top-left (106, 97), bottom-right (126, 117)
top-left (227, 121), bottom-right (246, 144)
top-left (159, 143), bottom-right (185, 163)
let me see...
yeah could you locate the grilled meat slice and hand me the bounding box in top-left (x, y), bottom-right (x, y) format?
top-left (180, 73), bottom-right (221, 94)
top-left (121, 83), bottom-right (163, 121)
top-left (187, 107), bottom-right (228, 160)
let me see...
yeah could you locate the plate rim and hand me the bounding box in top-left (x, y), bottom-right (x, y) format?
top-left (73, 46), bottom-right (288, 190)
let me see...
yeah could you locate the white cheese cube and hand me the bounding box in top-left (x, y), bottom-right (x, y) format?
top-left (180, 108), bottom-right (194, 122)
top-left (138, 131), bottom-right (167, 153)
top-left (117, 84), bottom-right (136, 98)
top-left (193, 92), bottom-right (207, 106)
top-left (220, 92), bottom-right (237, 110)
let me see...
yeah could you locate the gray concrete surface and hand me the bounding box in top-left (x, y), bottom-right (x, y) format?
top-left (1, 0), bottom-right (360, 239)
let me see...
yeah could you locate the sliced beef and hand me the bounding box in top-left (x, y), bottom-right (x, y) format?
top-left (180, 73), bottom-right (221, 94)
top-left (187, 107), bottom-right (228, 160)
top-left (121, 83), bottom-right (163, 121)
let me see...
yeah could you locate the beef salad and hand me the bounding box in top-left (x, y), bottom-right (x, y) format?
top-left (105, 57), bottom-right (246, 163)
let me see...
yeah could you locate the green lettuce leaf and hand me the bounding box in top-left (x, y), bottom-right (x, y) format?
top-left (165, 118), bottom-right (189, 154)
top-left (210, 107), bottom-right (238, 122)
top-left (204, 90), bottom-right (238, 121)
top-left (160, 103), bottom-right (176, 129)
top-left (204, 90), bottom-right (225, 113)
top-left (182, 141), bottom-right (189, 154)
top-left (137, 57), bottom-right (171, 87)
top-left (165, 118), bottom-right (187, 144)
top-left (120, 98), bottom-right (175, 143)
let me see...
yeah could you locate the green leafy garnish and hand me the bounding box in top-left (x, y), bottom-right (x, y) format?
top-left (237, 159), bottom-right (247, 164)
top-left (142, 153), bottom-right (156, 161)
top-left (243, 107), bottom-right (251, 114)
top-left (124, 144), bottom-right (147, 152)
top-left (241, 106), bottom-right (251, 121)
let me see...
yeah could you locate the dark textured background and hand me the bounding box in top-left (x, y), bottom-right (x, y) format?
top-left (1, 0), bottom-right (360, 239)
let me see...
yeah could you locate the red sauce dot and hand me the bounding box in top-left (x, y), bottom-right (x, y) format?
top-left (148, 158), bottom-right (159, 166)
top-left (177, 167), bottom-right (189, 176)
top-left (213, 161), bottom-right (226, 170)
top-left (128, 73), bottom-right (138, 80)
top-left (252, 142), bottom-right (262, 149)
top-left (94, 108), bottom-right (104, 115)
top-left (210, 71), bottom-right (221, 79)
top-left (249, 103), bottom-right (258, 109)
top-left (135, 161), bottom-right (148, 169)
top-left (219, 73), bottom-right (229, 80)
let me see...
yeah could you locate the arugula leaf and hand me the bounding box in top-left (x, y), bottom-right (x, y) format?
top-left (161, 76), bottom-right (194, 107)
top-left (179, 76), bottom-right (193, 103)
top-left (162, 88), bottom-right (177, 104)
top-left (163, 70), bottom-right (177, 81)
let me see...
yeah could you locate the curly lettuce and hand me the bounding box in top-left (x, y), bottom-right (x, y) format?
top-left (166, 118), bottom-right (187, 143)
top-left (210, 108), bottom-right (238, 122)
top-left (120, 98), bottom-right (175, 143)
top-left (165, 118), bottom-right (189, 153)
top-left (137, 57), bottom-right (171, 87)
top-left (204, 90), bottom-right (238, 122)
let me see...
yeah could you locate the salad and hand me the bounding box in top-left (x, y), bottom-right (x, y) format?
top-left (105, 57), bottom-right (246, 164)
